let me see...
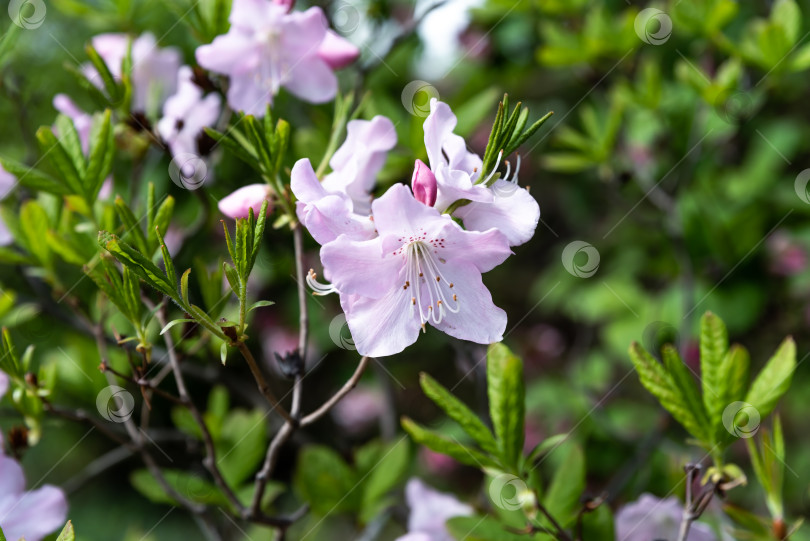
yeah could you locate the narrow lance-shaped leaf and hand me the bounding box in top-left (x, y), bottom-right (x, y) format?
top-left (745, 337), bottom-right (796, 419)
top-left (54, 114), bottom-right (86, 179)
top-left (700, 312), bottom-right (729, 421)
top-left (662, 344), bottom-right (711, 444)
top-left (0, 157), bottom-right (69, 195)
top-left (401, 417), bottom-right (498, 469)
top-left (629, 342), bottom-right (710, 444)
top-left (114, 196), bottom-right (149, 255)
top-left (35, 127), bottom-right (84, 195)
top-left (419, 372), bottom-right (500, 457)
top-left (487, 343), bottom-right (525, 470)
top-left (98, 231), bottom-right (177, 300)
top-left (85, 109), bottom-right (114, 198)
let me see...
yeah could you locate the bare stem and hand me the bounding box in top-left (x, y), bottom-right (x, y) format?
top-left (237, 342), bottom-right (295, 424)
top-left (300, 356), bottom-right (370, 426)
top-left (156, 308), bottom-right (245, 515)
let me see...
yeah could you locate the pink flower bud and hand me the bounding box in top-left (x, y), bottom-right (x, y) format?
top-left (411, 159), bottom-right (437, 207)
top-left (317, 30), bottom-right (360, 70)
top-left (218, 184), bottom-right (271, 219)
top-left (271, 0), bottom-right (294, 12)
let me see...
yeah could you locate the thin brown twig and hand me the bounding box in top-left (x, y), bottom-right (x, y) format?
top-left (156, 307), bottom-right (246, 516)
top-left (236, 342), bottom-right (295, 425)
top-left (300, 356), bottom-right (371, 426)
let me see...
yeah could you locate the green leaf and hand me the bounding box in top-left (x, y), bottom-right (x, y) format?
top-left (160, 319), bottom-right (194, 335)
top-left (771, 0), bottom-right (800, 45)
top-left (700, 312), bottom-right (728, 420)
top-left (525, 433), bottom-right (570, 466)
top-left (56, 520), bottom-right (75, 541)
top-left (20, 200), bottom-right (53, 268)
top-left (247, 300), bottom-right (275, 312)
top-left (54, 114), bottom-right (86, 179)
top-left (402, 417), bottom-right (498, 469)
top-left (542, 443), bottom-right (585, 528)
top-left (294, 445), bottom-right (359, 514)
top-left (98, 231), bottom-right (177, 300)
top-left (714, 345), bottom-right (750, 441)
top-left (130, 469), bottom-right (229, 507)
top-left (217, 409), bottom-right (268, 486)
top-left (0, 157), bottom-right (69, 195)
top-left (581, 505), bottom-right (614, 541)
top-left (662, 345), bottom-right (711, 443)
top-left (745, 337), bottom-right (796, 419)
top-left (360, 438), bottom-right (410, 522)
top-left (419, 372), bottom-right (500, 457)
top-left (35, 127), bottom-right (83, 195)
top-left (446, 515), bottom-right (537, 541)
top-left (149, 195), bottom-right (175, 253)
top-left (487, 343), bottom-right (525, 469)
top-left (0, 525), bottom-right (6, 541)
top-left (85, 43), bottom-right (122, 105)
top-left (628, 342), bottom-right (709, 443)
top-left (85, 109), bottom-right (114, 198)
top-left (114, 196), bottom-right (149, 255)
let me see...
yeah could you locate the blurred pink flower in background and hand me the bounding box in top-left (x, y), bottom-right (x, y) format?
top-left (0, 166), bottom-right (14, 246)
top-left (0, 370), bottom-right (7, 398)
top-left (157, 66), bottom-right (222, 159)
top-left (317, 30), bottom-right (360, 69)
top-left (615, 493), bottom-right (716, 541)
top-left (420, 448), bottom-right (460, 476)
top-left (331, 385), bottom-right (383, 434)
top-left (396, 478), bottom-right (472, 541)
top-left (767, 231), bottom-right (806, 276)
top-left (218, 184), bottom-right (271, 219)
top-left (0, 433), bottom-right (68, 541)
top-left (411, 159), bottom-right (437, 207)
top-left (83, 33), bottom-right (181, 114)
top-left (196, 0), bottom-right (358, 115)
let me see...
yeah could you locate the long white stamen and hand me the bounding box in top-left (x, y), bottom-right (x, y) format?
top-left (481, 150), bottom-right (504, 185)
top-left (306, 269), bottom-right (338, 296)
top-left (399, 240), bottom-right (460, 327)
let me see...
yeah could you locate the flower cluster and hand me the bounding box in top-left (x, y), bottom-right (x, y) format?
top-left (293, 99), bottom-right (540, 357)
top-left (196, 0), bottom-right (359, 116)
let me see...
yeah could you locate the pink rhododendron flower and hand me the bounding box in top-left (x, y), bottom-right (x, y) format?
top-left (423, 99), bottom-right (540, 246)
top-left (320, 183), bottom-right (511, 357)
top-left (196, 0), bottom-right (355, 115)
top-left (292, 159), bottom-right (377, 245)
top-left (83, 33), bottom-right (181, 114)
top-left (218, 184), bottom-right (271, 219)
top-left (0, 443), bottom-right (68, 541)
top-left (411, 159), bottom-right (437, 207)
top-left (0, 165), bottom-right (16, 245)
top-left (157, 66), bottom-right (222, 159)
top-left (319, 115), bottom-right (397, 214)
top-left (396, 478), bottom-right (472, 541)
top-left (317, 30), bottom-right (360, 70)
top-left (53, 95), bottom-right (113, 199)
top-left (615, 493), bottom-right (716, 541)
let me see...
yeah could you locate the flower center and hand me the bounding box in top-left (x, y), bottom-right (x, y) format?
top-left (401, 240), bottom-right (460, 326)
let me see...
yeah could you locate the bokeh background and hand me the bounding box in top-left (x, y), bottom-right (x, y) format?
top-left (1, 0), bottom-right (809, 539)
